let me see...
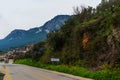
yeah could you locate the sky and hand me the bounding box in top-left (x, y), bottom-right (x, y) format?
top-left (0, 0), bottom-right (101, 39)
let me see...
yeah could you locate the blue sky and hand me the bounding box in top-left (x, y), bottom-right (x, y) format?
top-left (0, 0), bottom-right (101, 39)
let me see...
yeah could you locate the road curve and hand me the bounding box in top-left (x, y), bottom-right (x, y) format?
top-left (3, 64), bottom-right (92, 80)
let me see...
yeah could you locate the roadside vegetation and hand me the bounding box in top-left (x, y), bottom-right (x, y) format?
top-left (15, 59), bottom-right (120, 80)
top-left (15, 0), bottom-right (120, 80)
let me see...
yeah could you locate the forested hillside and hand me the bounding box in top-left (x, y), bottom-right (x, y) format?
top-left (38, 0), bottom-right (120, 69)
top-left (15, 0), bottom-right (120, 79)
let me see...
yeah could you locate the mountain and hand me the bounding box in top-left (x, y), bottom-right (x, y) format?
top-left (0, 15), bottom-right (71, 50)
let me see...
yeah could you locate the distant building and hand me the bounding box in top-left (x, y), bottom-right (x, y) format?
top-left (25, 45), bottom-right (33, 51)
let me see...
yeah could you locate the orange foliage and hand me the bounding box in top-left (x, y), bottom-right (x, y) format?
top-left (82, 32), bottom-right (89, 50)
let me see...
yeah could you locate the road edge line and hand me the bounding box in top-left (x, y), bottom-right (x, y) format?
top-left (4, 66), bottom-right (11, 80)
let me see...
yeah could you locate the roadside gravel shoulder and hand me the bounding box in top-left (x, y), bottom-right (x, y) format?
top-left (0, 65), bottom-right (11, 80)
top-left (0, 66), bottom-right (5, 74)
top-left (0, 66), bottom-right (5, 80)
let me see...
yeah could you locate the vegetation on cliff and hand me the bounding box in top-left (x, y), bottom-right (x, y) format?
top-left (15, 0), bottom-right (120, 79)
top-left (39, 0), bottom-right (120, 69)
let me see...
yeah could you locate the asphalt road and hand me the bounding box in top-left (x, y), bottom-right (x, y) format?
top-left (1, 64), bottom-right (92, 80)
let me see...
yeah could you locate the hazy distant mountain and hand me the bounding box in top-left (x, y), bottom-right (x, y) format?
top-left (0, 15), bottom-right (71, 50)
